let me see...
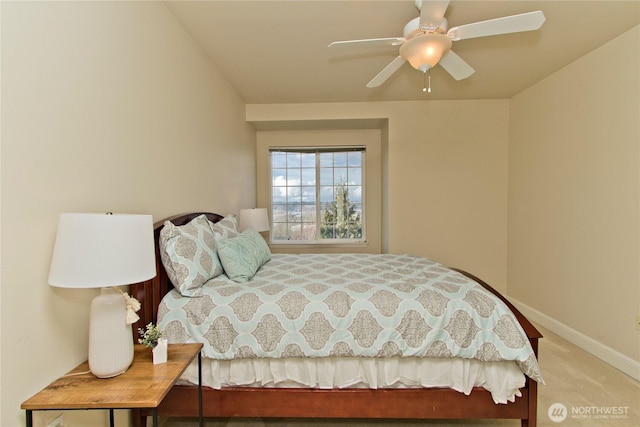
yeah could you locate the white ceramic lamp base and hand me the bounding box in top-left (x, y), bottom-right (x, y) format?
top-left (88, 288), bottom-right (134, 378)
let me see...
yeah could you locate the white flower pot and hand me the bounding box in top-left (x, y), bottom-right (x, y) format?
top-left (152, 338), bottom-right (168, 364)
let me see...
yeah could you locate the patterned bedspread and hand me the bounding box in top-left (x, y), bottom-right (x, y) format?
top-left (158, 253), bottom-right (542, 382)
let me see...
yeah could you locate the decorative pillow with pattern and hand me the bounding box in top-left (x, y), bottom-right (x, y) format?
top-left (209, 214), bottom-right (240, 241)
top-left (159, 214), bottom-right (223, 296)
top-left (217, 228), bottom-right (271, 283)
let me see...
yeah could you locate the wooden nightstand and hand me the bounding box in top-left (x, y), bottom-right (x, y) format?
top-left (21, 343), bottom-right (203, 427)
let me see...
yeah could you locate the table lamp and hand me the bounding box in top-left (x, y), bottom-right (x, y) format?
top-left (48, 213), bottom-right (156, 378)
top-left (238, 208), bottom-right (270, 232)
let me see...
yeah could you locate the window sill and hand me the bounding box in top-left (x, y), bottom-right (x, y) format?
top-left (269, 241), bottom-right (369, 250)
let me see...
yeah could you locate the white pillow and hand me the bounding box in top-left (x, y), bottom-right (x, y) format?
top-left (209, 214), bottom-right (240, 241)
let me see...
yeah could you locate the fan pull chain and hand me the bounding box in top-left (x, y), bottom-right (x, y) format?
top-left (422, 70), bottom-right (432, 93)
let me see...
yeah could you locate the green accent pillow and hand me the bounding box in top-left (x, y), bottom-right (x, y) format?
top-left (217, 229), bottom-right (271, 283)
top-left (159, 214), bottom-right (223, 296)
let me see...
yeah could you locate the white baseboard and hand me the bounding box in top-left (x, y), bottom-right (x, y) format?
top-left (508, 296), bottom-right (640, 381)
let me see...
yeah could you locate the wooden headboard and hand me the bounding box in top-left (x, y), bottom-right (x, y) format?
top-left (130, 212), bottom-right (224, 342)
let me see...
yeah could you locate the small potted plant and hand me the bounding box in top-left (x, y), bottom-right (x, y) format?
top-left (138, 323), bottom-right (167, 364)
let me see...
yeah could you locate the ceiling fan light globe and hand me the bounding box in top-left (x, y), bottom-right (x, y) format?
top-left (400, 33), bottom-right (452, 71)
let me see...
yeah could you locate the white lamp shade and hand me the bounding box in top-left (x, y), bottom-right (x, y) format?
top-left (49, 213), bottom-right (156, 288)
top-left (239, 208), bottom-right (270, 232)
top-left (399, 33), bottom-right (452, 72)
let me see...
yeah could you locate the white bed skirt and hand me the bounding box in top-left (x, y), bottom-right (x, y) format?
top-left (177, 356), bottom-right (526, 404)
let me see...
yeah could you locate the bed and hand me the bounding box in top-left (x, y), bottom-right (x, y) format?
top-left (130, 212), bottom-right (543, 427)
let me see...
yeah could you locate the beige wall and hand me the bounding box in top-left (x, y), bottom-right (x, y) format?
top-left (1, 2), bottom-right (255, 426)
top-left (3, 3), bottom-right (636, 427)
top-left (508, 26), bottom-right (640, 364)
top-left (248, 100), bottom-right (509, 292)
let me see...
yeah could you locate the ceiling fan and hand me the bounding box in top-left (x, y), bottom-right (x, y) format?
top-left (328, 0), bottom-right (545, 88)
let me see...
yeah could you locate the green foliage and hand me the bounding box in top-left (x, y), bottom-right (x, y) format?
top-left (320, 182), bottom-right (362, 239)
top-left (138, 323), bottom-right (162, 348)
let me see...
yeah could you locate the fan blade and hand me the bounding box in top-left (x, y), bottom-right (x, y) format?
top-left (366, 56), bottom-right (406, 88)
top-left (438, 50), bottom-right (475, 81)
top-left (328, 37), bottom-right (405, 48)
top-left (417, 0), bottom-right (450, 30)
top-left (447, 11), bottom-right (545, 41)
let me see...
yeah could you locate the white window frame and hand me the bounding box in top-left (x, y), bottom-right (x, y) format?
top-left (269, 146), bottom-right (366, 244)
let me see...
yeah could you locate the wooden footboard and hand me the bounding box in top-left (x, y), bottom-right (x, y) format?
top-left (129, 212), bottom-right (541, 427)
top-left (148, 385), bottom-right (532, 419)
top-left (453, 268), bottom-right (541, 427)
top-left (131, 354), bottom-right (538, 427)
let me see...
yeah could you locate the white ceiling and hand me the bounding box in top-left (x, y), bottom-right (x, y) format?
top-left (165, 0), bottom-right (640, 104)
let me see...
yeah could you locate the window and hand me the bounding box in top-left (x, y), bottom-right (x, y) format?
top-left (270, 147), bottom-right (365, 242)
